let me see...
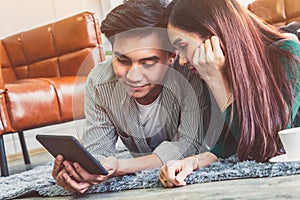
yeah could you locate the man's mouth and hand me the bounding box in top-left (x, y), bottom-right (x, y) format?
top-left (126, 83), bottom-right (150, 91)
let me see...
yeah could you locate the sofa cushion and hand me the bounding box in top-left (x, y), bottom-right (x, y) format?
top-left (1, 12), bottom-right (102, 80)
top-left (0, 42), bottom-right (16, 84)
top-left (52, 13), bottom-right (101, 55)
top-left (58, 48), bottom-right (93, 76)
top-left (5, 79), bottom-right (61, 131)
top-left (21, 25), bottom-right (57, 64)
top-left (40, 76), bottom-right (86, 122)
top-left (248, 0), bottom-right (286, 24)
top-left (285, 0), bottom-right (300, 20)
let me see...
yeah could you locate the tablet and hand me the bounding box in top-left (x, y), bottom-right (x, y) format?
top-left (36, 134), bottom-right (108, 175)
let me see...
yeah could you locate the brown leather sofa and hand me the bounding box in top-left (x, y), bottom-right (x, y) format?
top-left (0, 11), bottom-right (104, 176)
top-left (248, 0), bottom-right (300, 27)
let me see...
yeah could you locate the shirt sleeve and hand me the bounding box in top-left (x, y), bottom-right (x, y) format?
top-left (210, 105), bottom-right (239, 158)
top-left (279, 40), bottom-right (300, 127)
top-left (210, 129), bottom-right (238, 158)
top-left (81, 66), bottom-right (118, 162)
top-left (153, 66), bottom-right (211, 164)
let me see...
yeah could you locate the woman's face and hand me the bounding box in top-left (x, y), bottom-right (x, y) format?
top-left (167, 24), bottom-right (204, 65)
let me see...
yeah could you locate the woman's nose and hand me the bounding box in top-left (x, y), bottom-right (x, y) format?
top-left (126, 65), bottom-right (143, 82)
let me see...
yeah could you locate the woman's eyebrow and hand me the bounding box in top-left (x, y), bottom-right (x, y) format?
top-left (173, 38), bottom-right (182, 46)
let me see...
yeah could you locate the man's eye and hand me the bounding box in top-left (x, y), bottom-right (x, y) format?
top-left (142, 62), bottom-right (155, 68)
top-left (117, 58), bottom-right (130, 65)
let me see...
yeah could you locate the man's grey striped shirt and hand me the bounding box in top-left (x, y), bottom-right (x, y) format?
top-left (82, 58), bottom-right (210, 164)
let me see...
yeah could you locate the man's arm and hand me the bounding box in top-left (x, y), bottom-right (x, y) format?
top-left (52, 63), bottom-right (120, 192)
top-left (81, 62), bottom-right (119, 161)
top-left (115, 154), bottom-right (163, 175)
top-left (153, 66), bottom-right (211, 164)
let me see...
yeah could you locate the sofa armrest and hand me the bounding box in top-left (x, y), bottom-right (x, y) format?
top-left (0, 72), bottom-right (8, 135)
top-left (0, 42), bottom-right (4, 91)
top-left (0, 41), bottom-right (12, 134)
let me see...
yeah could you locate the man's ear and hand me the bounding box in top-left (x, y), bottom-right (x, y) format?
top-left (169, 52), bottom-right (178, 65)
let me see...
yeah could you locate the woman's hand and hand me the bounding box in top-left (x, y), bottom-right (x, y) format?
top-left (159, 152), bottom-right (218, 188)
top-left (52, 155), bottom-right (119, 193)
top-left (192, 36), bottom-right (225, 81)
top-left (193, 36), bottom-right (232, 110)
top-left (159, 156), bottom-right (197, 187)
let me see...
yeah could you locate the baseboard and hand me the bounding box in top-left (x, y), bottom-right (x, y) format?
top-left (7, 148), bottom-right (47, 162)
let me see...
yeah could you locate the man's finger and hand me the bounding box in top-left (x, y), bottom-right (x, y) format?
top-left (63, 173), bottom-right (90, 194)
top-left (63, 161), bottom-right (84, 182)
top-left (52, 155), bottom-right (64, 178)
top-left (72, 162), bottom-right (93, 181)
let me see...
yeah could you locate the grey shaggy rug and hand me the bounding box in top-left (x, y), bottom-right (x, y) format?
top-left (1, 155), bottom-right (300, 200)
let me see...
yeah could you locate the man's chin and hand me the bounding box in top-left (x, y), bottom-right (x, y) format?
top-left (131, 92), bottom-right (147, 99)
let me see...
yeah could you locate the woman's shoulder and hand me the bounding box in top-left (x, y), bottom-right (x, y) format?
top-left (277, 39), bottom-right (300, 57)
top-left (277, 38), bottom-right (299, 46)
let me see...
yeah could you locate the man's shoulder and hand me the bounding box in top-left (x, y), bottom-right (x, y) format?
top-left (87, 58), bottom-right (117, 86)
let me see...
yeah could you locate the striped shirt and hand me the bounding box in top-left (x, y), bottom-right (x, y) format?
top-left (82, 58), bottom-right (210, 164)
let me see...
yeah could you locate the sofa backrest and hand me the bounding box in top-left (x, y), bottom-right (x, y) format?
top-left (0, 11), bottom-right (103, 83)
top-left (248, 0), bottom-right (300, 27)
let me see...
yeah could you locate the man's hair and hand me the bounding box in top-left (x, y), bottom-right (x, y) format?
top-left (101, 0), bottom-right (175, 52)
top-left (101, 0), bottom-right (169, 39)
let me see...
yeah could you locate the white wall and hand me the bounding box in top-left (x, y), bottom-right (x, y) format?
top-left (0, 0), bottom-right (120, 38)
top-left (0, 0), bottom-right (119, 159)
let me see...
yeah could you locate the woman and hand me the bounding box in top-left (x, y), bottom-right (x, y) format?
top-left (160, 0), bottom-right (300, 187)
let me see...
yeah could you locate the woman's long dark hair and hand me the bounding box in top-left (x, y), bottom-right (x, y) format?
top-left (169, 0), bottom-right (299, 161)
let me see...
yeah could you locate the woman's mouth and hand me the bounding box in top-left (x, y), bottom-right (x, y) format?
top-left (189, 67), bottom-right (198, 73)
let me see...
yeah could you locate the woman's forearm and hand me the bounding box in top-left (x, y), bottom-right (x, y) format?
top-left (204, 72), bottom-right (232, 112)
top-left (194, 152), bottom-right (218, 169)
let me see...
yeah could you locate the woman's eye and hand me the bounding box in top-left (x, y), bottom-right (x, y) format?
top-left (179, 45), bottom-right (187, 51)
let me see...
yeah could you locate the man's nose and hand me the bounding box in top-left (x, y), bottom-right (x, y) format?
top-left (126, 64), bottom-right (143, 82)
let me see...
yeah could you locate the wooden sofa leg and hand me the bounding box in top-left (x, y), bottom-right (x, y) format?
top-left (18, 131), bottom-right (31, 164)
top-left (0, 135), bottom-right (9, 176)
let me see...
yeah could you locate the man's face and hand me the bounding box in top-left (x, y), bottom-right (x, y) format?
top-left (112, 33), bottom-right (171, 105)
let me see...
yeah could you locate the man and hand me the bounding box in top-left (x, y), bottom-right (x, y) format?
top-left (52, 0), bottom-right (210, 193)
